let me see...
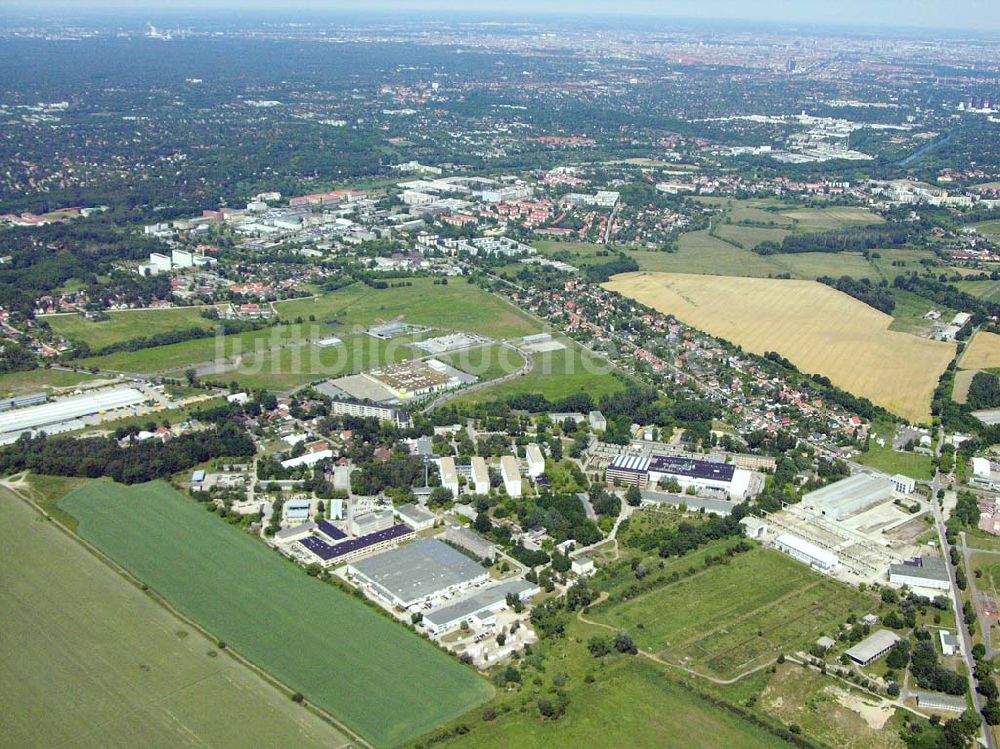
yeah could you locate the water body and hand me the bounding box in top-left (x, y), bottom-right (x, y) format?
top-left (899, 132), bottom-right (952, 166)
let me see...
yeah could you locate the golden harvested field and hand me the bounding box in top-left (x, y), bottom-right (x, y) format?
top-left (962, 332), bottom-right (1000, 370)
top-left (604, 272), bottom-right (955, 423)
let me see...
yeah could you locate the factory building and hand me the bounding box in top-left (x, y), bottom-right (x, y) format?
top-left (444, 524), bottom-right (498, 562)
top-left (298, 524), bottom-right (414, 568)
top-left (890, 473), bottom-right (916, 495)
top-left (772, 533), bottom-right (839, 571)
top-left (888, 556), bottom-right (950, 591)
top-left (605, 453), bottom-right (752, 499)
top-left (525, 443), bottom-right (545, 478)
top-left (470, 456), bottom-right (490, 495)
top-left (347, 538), bottom-right (489, 610)
top-left (801, 474), bottom-right (895, 521)
top-left (395, 503), bottom-right (436, 531)
top-left (501, 455), bottom-right (522, 497)
top-left (439, 456), bottom-right (460, 497)
top-left (422, 580), bottom-right (539, 636)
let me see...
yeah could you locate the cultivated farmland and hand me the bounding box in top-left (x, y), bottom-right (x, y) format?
top-left (589, 548), bottom-right (873, 680)
top-left (960, 331), bottom-right (1000, 371)
top-left (0, 488), bottom-right (348, 749)
top-left (60, 480), bottom-right (494, 749)
top-left (604, 271), bottom-right (955, 422)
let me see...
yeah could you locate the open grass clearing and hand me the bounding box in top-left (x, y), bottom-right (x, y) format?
top-left (960, 331), bottom-right (1000, 371)
top-left (275, 279), bottom-right (540, 340)
top-left (59, 479), bottom-right (493, 748)
top-left (434, 657), bottom-right (790, 749)
top-left (46, 307), bottom-right (221, 350)
top-left (0, 367), bottom-right (103, 396)
top-left (455, 341), bottom-right (626, 404)
top-left (713, 224), bottom-right (791, 250)
top-left (0, 487), bottom-right (348, 749)
top-left (780, 207), bottom-right (885, 232)
top-left (953, 369), bottom-right (979, 404)
top-left (589, 548), bottom-right (873, 680)
top-left (888, 289), bottom-right (957, 336)
top-left (856, 420), bottom-right (934, 479)
top-left (605, 271), bottom-right (954, 423)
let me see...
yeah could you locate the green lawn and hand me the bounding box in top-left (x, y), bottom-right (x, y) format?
top-left (59, 480), bottom-right (493, 748)
top-left (713, 223), bottom-right (791, 250)
top-left (275, 279), bottom-right (540, 340)
top-left (0, 488), bottom-right (349, 749)
top-left (956, 279), bottom-right (1000, 304)
top-left (456, 342), bottom-right (626, 404)
top-left (856, 421), bottom-right (934, 479)
top-left (436, 344), bottom-right (528, 384)
top-left (780, 207), bottom-right (885, 232)
top-left (590, 548), bottom-right (874, 679)
top-left (975, 220), bottom-right (1000, 239)
top-left (0, 367), bottom-right (102, 396)
top-left (888, 290), bottom-right (957, 336)
top-left (46, 307), bottom-right (220, 349)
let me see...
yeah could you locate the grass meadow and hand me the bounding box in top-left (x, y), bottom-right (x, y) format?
top-left (589, 548), bottom-right (873, 679)
top-left (59, 480), bottom-right (494, 748)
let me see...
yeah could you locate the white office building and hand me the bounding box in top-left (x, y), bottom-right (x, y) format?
top-left (439, 456), bottom-right (460, 497)
top-left (471, 456), bottom-right (490, 495)
top-left (525, 443), bottom-right (545, 478)
top-left (501, 455), bottom-right (522, 497)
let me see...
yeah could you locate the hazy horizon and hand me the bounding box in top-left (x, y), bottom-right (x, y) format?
top-left (2, 0), bottom-right (1000, 34)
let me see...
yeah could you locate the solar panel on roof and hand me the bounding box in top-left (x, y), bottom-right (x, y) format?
top-left (317, 519), bottom-right (347, 541)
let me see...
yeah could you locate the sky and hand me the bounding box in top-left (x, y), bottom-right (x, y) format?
top-left (4, 0), bottom-right (1000, 33)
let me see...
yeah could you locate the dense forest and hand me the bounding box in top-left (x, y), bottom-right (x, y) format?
top-left (0, 426), bottom-right (254, 484)
top-left (818, 275), bottom-right (896, 314)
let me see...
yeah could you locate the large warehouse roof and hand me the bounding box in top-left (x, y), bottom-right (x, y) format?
top-left (0, 386), bottom-right (146, 436)
top-left (424, 579), bottom-right (537, 631)
top-left (774, 533), bottom-right (839, 568)
top-left (609, 454), bottom-right (651, 473)
top-left (649, 455), bottom-right (735, 482)
top-left (845, 629), bottom-right (900, 665)
top-left (801, 473), bottom-right (894, 520)
top-left (350, 538), bottom-right (486, 604)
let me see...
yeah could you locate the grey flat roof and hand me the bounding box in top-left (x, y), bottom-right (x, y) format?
top-left (845, 629), bottom-right (900, 663)
top-left (396, 503), bottom-right (435, 525)
top-left (350, 538), bottom-right (486, 604)
top-left (913, 691), bottom-right (968, 712)
top-left (424, 580), bottom-right (537, 628)
top-left (889, 556), bottom-right (949, 583)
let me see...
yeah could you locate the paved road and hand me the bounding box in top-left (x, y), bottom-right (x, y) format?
top-left (929, 440), bottom-right (994, 747)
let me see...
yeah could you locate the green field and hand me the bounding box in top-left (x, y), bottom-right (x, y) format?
top-left (713, 223), bottom-right (791, 250)
top-left (437, 343), bottom-right (528, 384)
top-left (46, 307), bottom-right (220, 349)
top-left (456, 342), bottom-right (625, 404)
top-left (77, 281), bottom-right (540, 377)
top-left (956, 279), bottom-right (1000, 304)
top-left (59, 480), bottom-right (494, 748)
top-left (275, 279), bottom-right (540, 340)
top-left (0, 487), bottom-right (349, 749)
top-left (435, 658), bottom-right (789, 749)
top-left (780, 207), bottom-right (885, 232)
top-left (856, 421), bottom-right (934, 479)
top-left (590, 548), bottom-right (873, 679)
top-left (975, 220), bottom-right (1000, 239)
top-left (0, 367), bottom-right (102, 396)
top-left (888, 289), bottom-right (957, 336)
